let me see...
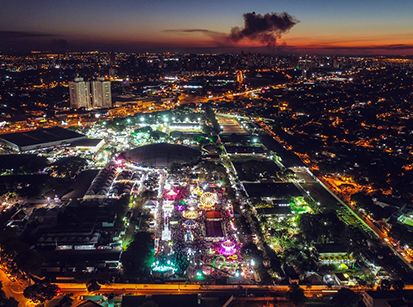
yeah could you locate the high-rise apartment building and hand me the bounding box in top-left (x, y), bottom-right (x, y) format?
top-left (69, 77), bottom-right (112, 109)
top-left (91, 78), bottom-right (112, 108)
top-left (69, 78), bottom-right (91, 109)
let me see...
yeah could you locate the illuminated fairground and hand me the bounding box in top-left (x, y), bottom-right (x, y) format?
top-left (113, 143), bottom-right (258, 283)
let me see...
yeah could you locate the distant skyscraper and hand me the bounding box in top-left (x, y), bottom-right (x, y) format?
top-left (91, 78), bottom-right (112, 108)
top-left (236, 70), bottom-right (244, 85)
top-left (109, 52), bottom-right (117, 77)
top-left (69, 78), bottom-right (91, 109)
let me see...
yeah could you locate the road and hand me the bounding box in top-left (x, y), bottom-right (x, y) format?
top-left (0, 267), bottom-right (33, 306)
top-left (55, 282), bottom-right (413, 297)
top-left (3, 270), bottom-right (413, 305)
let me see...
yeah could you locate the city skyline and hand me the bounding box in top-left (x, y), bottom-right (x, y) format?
top-left (0, 1), bottom-right (413, 305)
top-left (1, 0), bottom-right (413, 54)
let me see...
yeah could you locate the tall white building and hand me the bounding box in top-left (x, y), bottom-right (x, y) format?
top-left (91, 78), bottom-right (112, 108)
top-left (69, 77), bottom-right (112, 109)
top-left (69, 78), bottom-right (91, 109)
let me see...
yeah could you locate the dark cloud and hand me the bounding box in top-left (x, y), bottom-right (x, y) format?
top-left (163, 28), bottom-right (225, 38)
top-left (228, 12), bottom-right (299, 46)
top-left (163, 12), bottom-right (299, 48)
top-left (0, 31), bottom-right (57, 40)
top-left (321, 44), bottom-right (413, 50)
top-left (163, 29), bottom-right (220, 34)
top-left (163, 28), bottom-right (228, 46)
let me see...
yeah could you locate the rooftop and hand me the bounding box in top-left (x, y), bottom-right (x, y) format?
top-left (122, 143), bottom-right (201, 168)
top-left (243, 182), bottom-right (302, 198)
top-left (0, 127), bottom-right (85, 148)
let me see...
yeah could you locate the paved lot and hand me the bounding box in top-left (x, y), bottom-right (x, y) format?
top-left (291, 167), bottom-right (340, 211)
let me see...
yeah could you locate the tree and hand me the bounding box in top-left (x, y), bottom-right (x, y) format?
top-left (288, 284), bottom-right (305, 306)
top-left (0, 228), bottom-right (43, 275)
top-left (121, 232), bottom-right (154, 277)
top-left (299, 211), bottom-right (345, 243)
top-left (15, 249), bottom-right (43, 275)
top-left (378, 279), bottom-right (392, 291)
top-left (23, 283), bottom-right (58, 303)
top-left (0, 154), bottom-right (47, 174)
top-left (150, 130), bottom-right (168, 141)
top-left (134, 126), bottom-right (152, 134)
top-left (284, 247), bottom-right (317, 273)
top-left (57, 294), bottom-right (74, 307)
top-left (52, 156), bottom-right (88, 178)
top-left (351, 192), bottom-right (374, 206)
top-left (86, 280), bottom-right (101, 292)
top-left (392, 279), bottom-right (405, 291)
top-left (332, 288), bottom-right (360, 307)
top-left (174, 249), bottom-right (189, 274)
top-left (204, 105), bottom-right (220, 135)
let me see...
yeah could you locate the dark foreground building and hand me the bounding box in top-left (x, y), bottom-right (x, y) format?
top-left (0, 127), bottom-right (86, 151)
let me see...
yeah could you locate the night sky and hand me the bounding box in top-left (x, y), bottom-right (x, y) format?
top-left (1, 0), bottom-right (413, 54)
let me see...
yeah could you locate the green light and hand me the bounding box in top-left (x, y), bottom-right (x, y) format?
top-left (152, 264), bottom-right (175, 273)
top-left (290, 196), bottom-right (312, 214)
top-left (195, 270), bottom-right (205, 280)
top-left (151, 258), bottom-right (177, 274)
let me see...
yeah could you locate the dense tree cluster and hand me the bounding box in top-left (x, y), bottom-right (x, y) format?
top-left (332, 288), bottom-right (360, 307)
top-left (299, 211), bottom-right (346, 243)
top-left (23, 282), bottom-right (58, 303)
top-left (0, 154), bottom-right (48, 174)
top-left (51, 156), bottom-right (88, 178)
top-left (121, 232), bottom-right (154, 278)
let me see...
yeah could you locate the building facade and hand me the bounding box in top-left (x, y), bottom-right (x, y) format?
top-left (69, 77), bottom-right (91, 109)
top-left (91, 78), bottom-right (112, 108)
top-left (69, 77), bottom-right (112, 109)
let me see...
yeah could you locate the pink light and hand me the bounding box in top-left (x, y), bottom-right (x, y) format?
top-left (114, 159), bottom-right (124, 165)
top-left (164, 188), bottom-right (182, 201)
top-left (230, 221), bottom-right (237, 231)
top-left (219, 240), bottom-right (237, 256)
